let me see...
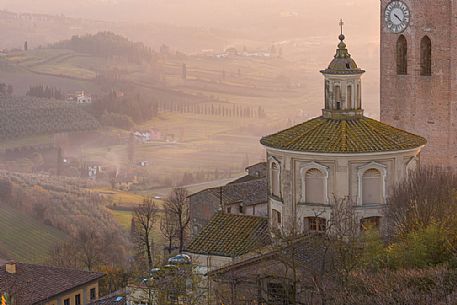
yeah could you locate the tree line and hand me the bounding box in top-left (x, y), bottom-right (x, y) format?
top-left (26, 85), bottom-right (64, 100)
top-left (50, 32), bottom-right (155, 64)
top-left (91, 91), bottom-right (158, 127)
top-left (158, 101), bottom-right (267, 119)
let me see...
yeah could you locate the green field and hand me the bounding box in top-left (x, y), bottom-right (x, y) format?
top-left (0, 205), bottom-right (66, 263)
top-left (110, 209), bottom-right (133, 231)
top-left (110, 209), bottom-right (164, 246)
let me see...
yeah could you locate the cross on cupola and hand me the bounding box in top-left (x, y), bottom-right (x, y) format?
top-left (320, 21), bottom-right (365, 120)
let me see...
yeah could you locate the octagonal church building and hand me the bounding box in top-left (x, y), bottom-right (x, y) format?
top-left (261, 32), bottom-right (426, 234)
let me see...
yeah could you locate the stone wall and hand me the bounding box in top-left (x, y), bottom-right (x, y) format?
top-left (266, 147), bottom-right (422, 234)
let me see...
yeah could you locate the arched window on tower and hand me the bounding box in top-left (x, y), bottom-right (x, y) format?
top-left (335, 85), bottom-right (341, 110)
top-left (305, 169), bottom-right (325, 204)
top-left (357, 83), bottom-right (361, 108)
top-left (362, 169), bottom-right (383, 205)
top-left (325, 80), bottom-right (330, 108)
top-left (396, 35), bottom-right (408, 75)
top-left (347, 85), bottom-right (352, 108)
top-left (420, 36), bottom-right (432, 76)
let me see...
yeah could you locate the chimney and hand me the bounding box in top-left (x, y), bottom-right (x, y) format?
top-left (5, 261), bottom-right (16, 274)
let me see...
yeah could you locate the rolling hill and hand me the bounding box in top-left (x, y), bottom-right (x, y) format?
top-left (0, 204), bottom-right (66, 263)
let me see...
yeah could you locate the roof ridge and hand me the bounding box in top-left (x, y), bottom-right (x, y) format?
top-left (16, 262), bottom-right (104, 275)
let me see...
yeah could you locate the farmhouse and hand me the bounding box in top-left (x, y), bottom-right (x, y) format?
top-left (66, 91), bottom-right (92, 104)
top-left (0, 261), bottom-right (103, 305)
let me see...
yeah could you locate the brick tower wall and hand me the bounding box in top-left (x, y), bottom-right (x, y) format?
top-left (380, 0), bottom-right (453, 167)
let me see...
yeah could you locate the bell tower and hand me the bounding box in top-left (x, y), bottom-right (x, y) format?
top-left (380, 0), bottom-right (457, 167)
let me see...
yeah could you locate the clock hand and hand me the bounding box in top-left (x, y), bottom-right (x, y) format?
top-left (394, 13), bottom-right (403, 22)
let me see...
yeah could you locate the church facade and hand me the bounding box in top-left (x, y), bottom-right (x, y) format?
top-left (261, 32), bottom-right (426, 234)
top-left (380, 0), bottom-right (457, 167)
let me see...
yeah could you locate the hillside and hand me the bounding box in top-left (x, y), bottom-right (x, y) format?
top-left (0, 204), bottom-right (66, 263)
top-left (49, 32), bottom-right (155, 63)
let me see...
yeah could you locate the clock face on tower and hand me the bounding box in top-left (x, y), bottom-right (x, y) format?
top-left (384, 1), bottom-right (410, 33)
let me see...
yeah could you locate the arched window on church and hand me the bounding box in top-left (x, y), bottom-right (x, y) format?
top-left (335, 85), bottom-right (342, 110)
top-left (305, 169), bottom-right (325, 204)
top-left (347, 85), bottom-right (352, 108)
top-left (362, 169), bottom-right (383, 205)
top-left (396, 35), bottom-right (408, 75)
top-left (271, 162), bottom-right (281, 198)
top-left (420, 36), bottom-right (432, 76)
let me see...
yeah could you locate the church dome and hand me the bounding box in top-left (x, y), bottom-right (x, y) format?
top-left (261, 25), bottom-right (426, 154)
top-left (261, 117), bottom-right (426, 154)
top-left (320, 34), bottom-right (365, 75)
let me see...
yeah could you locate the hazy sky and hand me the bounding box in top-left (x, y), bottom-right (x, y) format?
top-left (0, 0), bottom-right (379, 32)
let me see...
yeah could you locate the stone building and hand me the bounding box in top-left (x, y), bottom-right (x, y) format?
top-left (189, 164), bottom-right (267, 238)
top-left (380, 0), bottom-right (457, 167)
top-left (260, 32), bottom-right (426, 234)
top-left (0, 261), bottom-right (103, 305)
top-left (185, 213), bottom-right (271, 272)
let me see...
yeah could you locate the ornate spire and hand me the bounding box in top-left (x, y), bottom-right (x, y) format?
top-left (321, 21), bottom-right (364, 75)
top-left (335, 21), bottom-right (350, 60)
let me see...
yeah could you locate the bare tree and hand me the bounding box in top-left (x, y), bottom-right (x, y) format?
top-left (50, 228), bottom-right (102, 271)
top-left (133, 198), bottom-right (159, 270)
top-left (160, 210), bottom-right (179, 254)
top-left (164, 188), bottom-right (190, 252)
top-left (76, 229), bottom-right (102, 271)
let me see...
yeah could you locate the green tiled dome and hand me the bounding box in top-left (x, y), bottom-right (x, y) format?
top-left (260, 117), bottom-right (426, 154)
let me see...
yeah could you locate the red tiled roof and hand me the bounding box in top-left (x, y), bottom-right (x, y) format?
top-left (261, 116), bottom-right (426, 153)
top-left (186, 213), bottom-right (271, 257)
top-left (0, 263), bottom-right (104, 305)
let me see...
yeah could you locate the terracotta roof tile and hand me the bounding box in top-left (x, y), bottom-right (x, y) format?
top-left (186, 213), bottom-right (271, 257)
top-left (0, 263), bottom-right (104, 305)
top-left (190, 178), bottom-right (267, 207)
top-left (260, 116), bottom-right (426, 153)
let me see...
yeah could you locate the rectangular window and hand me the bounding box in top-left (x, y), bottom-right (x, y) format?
top-left (227, 207), bottom-right (231, 214)
top-left (361, 217), bottom-right (381, 231)
top-left (64, 299), bottom-right (70, 305)
top-left (267, 282), bottom-right (293, 305)
top-left (90, 288), bottom-right (96, 300)
top-left (75, 294), bottom-right (81, 305)
top-left (272, 209), bottom-right (282, 229)
top-left (307, 217), bottom-right (326, 232)
top-left (239, 205), bottom-right (243, 214)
